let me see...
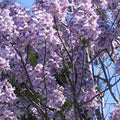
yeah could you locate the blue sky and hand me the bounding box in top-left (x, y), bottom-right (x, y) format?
top-left (15, 0), bottom-right (35, 8)
top-left (0, 0), bottom-right (35, 8)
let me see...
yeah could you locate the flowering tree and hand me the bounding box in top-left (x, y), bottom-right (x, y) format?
top-left (0, 0), bottom-right (120, 119)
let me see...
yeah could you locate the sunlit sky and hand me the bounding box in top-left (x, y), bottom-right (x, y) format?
top-left (15, 0), bottom-right (35, 8)
top-left (0, 0), bottom-right (35, 8)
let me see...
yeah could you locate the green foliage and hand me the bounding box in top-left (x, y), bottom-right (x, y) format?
top-left (35, 92), bottom-right (46, 101)
top-left (62, 101), bottom-right (72, 109)
top-left (28, 52), bottom-right (39, 67)
top-left (20, 113), bottom-right (39, 120)
top-left (54, 65), bottom-right (69, 86)
top-left (79, 35), bottom-right (89, 47)
top-left (54, 101), bottom-right (72, 120)
top-left (54, 109), bottom-right (66, 120)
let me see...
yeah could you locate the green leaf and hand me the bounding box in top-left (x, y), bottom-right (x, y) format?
top-left (21, 113), bottom-right (39, 120)
top-left (28, 52), bottom-right (39, 67)
top-left (36, 92), bottom-right (46, 101)
top-left (62, 101), bottom-right (71, 109)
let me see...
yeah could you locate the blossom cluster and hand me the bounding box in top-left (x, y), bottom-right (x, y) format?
top-left (0, 79), bottom-right (17, 120)
top-left (110, 102), bottom-right (120, 120)
top-left (0, 0), bottom-right (119, 120)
